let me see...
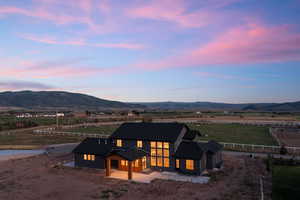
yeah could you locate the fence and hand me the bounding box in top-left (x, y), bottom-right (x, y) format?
top-left (220, 142), bottom-right (300, 155)
top-left (33, 129), bottom-right (109, 139)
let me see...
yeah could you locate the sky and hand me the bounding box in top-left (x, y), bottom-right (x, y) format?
top-left (0, 0), bottom-right (300, 103)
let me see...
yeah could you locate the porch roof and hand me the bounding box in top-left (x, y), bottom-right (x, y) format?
top-left (108, 147), bottom-right (148, 161)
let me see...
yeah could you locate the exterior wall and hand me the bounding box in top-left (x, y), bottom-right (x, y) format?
top-left (176, 158), bottom-right (203, 175)
top-left (113, 139), bottom-right (177, 172)
top-left (74, 153), bottom-right (105, 169)
top-left (206, 151), bottom-right (223, 169)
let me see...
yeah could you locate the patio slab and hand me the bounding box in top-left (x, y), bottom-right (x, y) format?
top-left (107, 170), bottom-right (210, 184)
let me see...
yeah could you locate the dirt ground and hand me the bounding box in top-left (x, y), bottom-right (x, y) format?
top-left (0, 153), bottom-right (271, 200)
top-left (274, 128), bottom-right (300, 147)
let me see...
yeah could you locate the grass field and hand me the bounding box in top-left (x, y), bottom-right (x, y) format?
top-left (272, 165), bottom-right (300, 200)
top-left (63, 125), bottom-right (119, 135)
top-left (0, 130), bottom-right (83, 146)
top-left (189, 123), bottom-right (277, 145)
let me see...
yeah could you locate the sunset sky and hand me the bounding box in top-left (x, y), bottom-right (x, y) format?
top-left (1, 0), bottom-right (300, 103)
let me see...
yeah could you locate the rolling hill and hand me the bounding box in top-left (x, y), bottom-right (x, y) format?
top-left (138, 101), bottom-right (300, 111)
top-left (0, 91), bottom-right (299, 111)
top-left (0, 91), bottom-right (143, 109)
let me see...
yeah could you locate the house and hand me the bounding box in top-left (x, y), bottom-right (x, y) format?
top-left (73, 122), bottom-right (223, 180)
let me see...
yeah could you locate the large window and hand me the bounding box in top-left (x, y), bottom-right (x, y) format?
top-left (116, 139), bottom-right (122, 147)
top-left (186, 160), bottom-right (194, 170)
top-left (150, 141), bottom-right (169, 168)
top-left (121, 160), bottom-right (128, 166)
top-left (137, 140), bottom-right (143, 148)
top-left (84, 154), bottom-right (95, 161)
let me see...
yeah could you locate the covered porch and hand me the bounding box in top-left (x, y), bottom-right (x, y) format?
top-left (105, 148), bottom-right (148, 180)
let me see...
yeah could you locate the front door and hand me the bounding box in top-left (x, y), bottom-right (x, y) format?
top-left (111, 159), bottom-right (119, 169)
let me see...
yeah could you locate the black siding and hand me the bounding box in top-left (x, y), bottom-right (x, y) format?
top-left (74, 153), bottom-right (105, 169)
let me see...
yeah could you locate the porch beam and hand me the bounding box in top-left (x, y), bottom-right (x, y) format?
top-left (106, 158), bottom-right (111, 176)
top-left (128, 161), bottom-right (133, 180)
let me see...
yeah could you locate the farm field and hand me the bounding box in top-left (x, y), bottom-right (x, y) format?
top-left (0, 130), bottom-right (82, 147)
top-left (189, 123), bottom-right (278, 145)
top-left (63, 125), bottom-right (119, 135)
top-left (272, 165), bottom-right (300, 200)
top-left (272, 128), bottom-right (300, 147)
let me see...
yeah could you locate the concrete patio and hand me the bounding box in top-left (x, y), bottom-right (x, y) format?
top-left (107, 169), bottom-right (210, 184)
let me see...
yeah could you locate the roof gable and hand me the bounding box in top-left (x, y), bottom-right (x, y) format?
top-left (110, 122), bottom-right (187, 142)
top-left (175, 141), bottom-right (206, 159)
top-left (72, 138), bottom-right (112, 156)
top-left (206, 140), bottom-right (223, 153)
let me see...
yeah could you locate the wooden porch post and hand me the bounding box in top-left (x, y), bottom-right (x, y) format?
top-left (106, 158), bottom-right (111, 176)
top-left (128, 161), bottom-right (133, 180)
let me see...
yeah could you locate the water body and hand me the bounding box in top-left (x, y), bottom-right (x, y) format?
top-left (0, 150), bottom-right (44, 161)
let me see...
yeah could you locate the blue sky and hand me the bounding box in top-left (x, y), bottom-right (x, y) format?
top-left (0, 0), bottom-right (300, 103)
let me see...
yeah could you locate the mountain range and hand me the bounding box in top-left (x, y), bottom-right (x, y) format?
top-left (0, 91), bottom-right (299, 111)
top-left (0, 91), bottom-right (141, 109)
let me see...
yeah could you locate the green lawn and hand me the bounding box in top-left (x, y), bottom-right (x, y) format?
top-left (64, 125), bottom-right (119, 135)
top-left (272, 165), bottom-right (300, 200)
top-left (189, 123), bottom-right (277, 145)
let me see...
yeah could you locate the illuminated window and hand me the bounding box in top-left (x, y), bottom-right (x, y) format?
top-left (164, 158), bottom-right (169, 167)
top-left (150, 141), bottom-right (169, 168)
top-left (157, 157), bottom-right (163, 167)
top-left (157, 142), bottom-right (162, 148)
top-left (134, 159), bottom-right (139, 167)
top-left (163, 149), bottom-right (169, 157)
top-left (176, 159), bottom-right (180, 168)
top-left (186, 160), bottom-right (194, 170)
top-left (121, 160), bottom-right (128, 166)
top-left (137, 140), bottom-right (143, 148)
top-left (163, 142), bottom-right (169, 149)
top-left (84, 154), bottom-right (95, 161)
top-left (150, 141), bottom-right (156, 148)
top-left (116, 139), bottom-right (122, 147)
top-left (157, 149), bottom-right (163, 156)
top-left (151, 149), bottom-right (156, 156)
top-left (142, 157), bottom-right (147, 169)
top-left (151, 157), bottom-right (156, 166)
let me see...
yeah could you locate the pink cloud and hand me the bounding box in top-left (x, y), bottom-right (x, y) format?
top-left (19, 34), bottom-right (145, 50)
top-left (136, 23), bottom-right (300, 70)
top-left (195, 72), bottom-right (253, 81)
top-left (127, 0), bottom-right (240, 28)
top-left (127, 0), bottom-right (213, 28)
top-left (0, 58), bottom-right (126, 79)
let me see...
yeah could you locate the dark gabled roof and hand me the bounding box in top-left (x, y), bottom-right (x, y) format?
top-left (110, 122), bottom-right (188, 142)
top-left (206, 140), bottom-right (223, 153)
top-left (72, 138), bottom-right (148, 161)
top-left (182, 130), bottom-right (198, 140)
top-left (175, 141), bottom-right (207, 160)
top-left (109, 147), bottom-right (148, 161)
top-left (72, 138), bottom-right (112, 156)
